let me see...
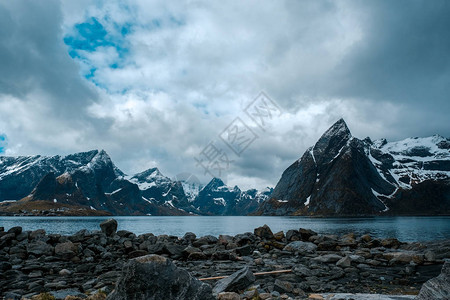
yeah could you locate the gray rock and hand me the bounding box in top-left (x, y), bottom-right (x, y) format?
top-left (217, 292), bottom-right (241, 300)
top-left (293, 264), bottom-right (311, 277)
top-left (107, 254), bottom-right (213, 300)
top-left (29, 229), bottom-right (46, 240)
top-left (234, 232), bottom-right (256, 246)
top-left (165, 243), bottom-right (185, 258)
top-left (26, 241), bottom-right (53, 256)
top-left (286, 229), bottom-right (300, 241)
top-left (0, 261), bottom-right (12, 271)
top-left (16, 232), bottom-right (29, 242)
top-left (55, 241), bottom-right (78, 259)
top-left (336, 256), bottom-right (351, 267)
top-left (59, 268), bottom-right (72, 276)
top-left (0, 232), bottom-right (15, 242)
top-left (416, 260), bottom-right (450, 299)
top-left (183, 232), bottom-right (196, 244)
top-left (274, 279), bottom-right (293, 293)
top-left (283, 241), bottom-right (317, 254)
top-left (424, 250), bottom-right (436, 262)
top-left (50, 288), bottom-right (86, 299)
top-left (7, 226), bottom-right (22, 236)
top-left (100, 219), bottom-right (118, 237)
top-left (213, 266), bottom-right (255, 294)
top-left (313, 254), bottom-right (342, 263)
top-left (254, 224), bottom-right (274, 240)
top-left (3, 292), bottom-right (22, 300)
top-left (193, 235), bottom-right (218, 247)
top-left (235, 245), bottom-right (253, 256)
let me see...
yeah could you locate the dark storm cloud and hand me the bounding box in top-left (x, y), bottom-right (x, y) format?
top-left (332, 0), bottom-right (450, 137)
top-left (0, 0), bottom-right (98, 115)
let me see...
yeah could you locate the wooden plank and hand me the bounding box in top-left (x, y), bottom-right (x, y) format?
top-left (199, 269), bottom-right (292, 281)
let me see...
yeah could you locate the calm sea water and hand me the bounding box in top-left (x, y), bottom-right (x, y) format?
top-left (0, 216), bottom-right (449, 242)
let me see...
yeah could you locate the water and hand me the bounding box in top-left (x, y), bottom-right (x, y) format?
top-left (1, 216), bottom-right (449, 242)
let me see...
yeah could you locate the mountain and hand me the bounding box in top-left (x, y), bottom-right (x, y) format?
top-left (0, 150), bottom-right (269, 216)
top-left (129, 168), bottom-right (192, 212)
top-left (193, 178), bottom-right (272, 215)
top-left (257, 119), bottom-right (450, 216)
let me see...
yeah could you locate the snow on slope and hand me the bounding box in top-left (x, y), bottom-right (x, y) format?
top-left (371, 135), bottom-right (450, 189)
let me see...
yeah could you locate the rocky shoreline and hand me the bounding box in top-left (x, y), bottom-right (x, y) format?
top-left (1, 219), bottom-right (449, 299)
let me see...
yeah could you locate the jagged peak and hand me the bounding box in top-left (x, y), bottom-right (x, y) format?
top-left (205, 177), bottom-right (226, 189)
top-left (210, 177), bottom-right (225, 185)
top-left (63, 149), bottom-right (99, 162)
top-left (311, 118), bottom-right (352, 162)
top-left (319, 118), bottom-right (351, 141)
top-left (132, 167), bottom-right (165, 182)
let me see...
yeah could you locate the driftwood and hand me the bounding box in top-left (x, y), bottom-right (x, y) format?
top-left (199, 269), bottom-right (292, 281)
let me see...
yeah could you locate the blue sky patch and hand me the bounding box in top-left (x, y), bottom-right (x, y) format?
top-left (64, 18), bottom-right (113, 56)
top-left (64, 17), bottom-right (131, 81)
top-left (0, 134), bottom-right (7, 154)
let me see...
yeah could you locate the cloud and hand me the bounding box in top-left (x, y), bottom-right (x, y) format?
top-left (0, 0), bottom-right (449, 190)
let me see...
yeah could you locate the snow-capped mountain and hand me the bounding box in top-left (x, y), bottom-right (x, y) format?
top-left (193, 178), bottom-right (272, 215)
top-left (0, 150), bottom-right (269, 216)
top-left (0, 150), bottom-right (121, 202)
top-left (369, 135), bottom-right (450, 190)
top-left (258, 119), bottom-right (450, 216)
top-left (128, 168), bottom-right (191, 211)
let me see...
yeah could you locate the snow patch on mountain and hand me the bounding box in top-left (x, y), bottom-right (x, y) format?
top-left (181, 181), bottom-right (202, 202)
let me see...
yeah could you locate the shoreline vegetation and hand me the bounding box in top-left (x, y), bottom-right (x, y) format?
top-left (1, 219), bottom-right (449, 300)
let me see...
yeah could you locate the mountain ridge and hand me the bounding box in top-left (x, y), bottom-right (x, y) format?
top-left (0, 150), bottom-right (269, 216)
top-left (257, 119), bottom-right (450, 216)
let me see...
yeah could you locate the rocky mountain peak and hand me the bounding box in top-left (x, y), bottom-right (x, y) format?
top-left (132, 167), bottom-right (164, 182)
top-left (258, 118), bottom-right (450, 216)
top-left (205, 177), bottom-right (226, 190)
top-left (312, 118), bottom-right (352, 165)
top-left (321, 118), bottom-right (351, 140)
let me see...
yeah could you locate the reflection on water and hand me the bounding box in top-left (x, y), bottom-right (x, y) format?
top-left (0, 216), bottom-right (449, 242)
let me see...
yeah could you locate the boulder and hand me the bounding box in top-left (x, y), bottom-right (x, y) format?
top-left (30, 229), bottom-right (46, 240)
top-left (7, 226), bottom-right (22, 236)
top-left (312, 254), bottom-right (342, 263)
top-left (381, 238), bottom-right (401, 249)
top-left (50, 288), bottom-right (86, 300)
top-left (274, 279), bottom-right (293, 293)
top-left (218, 235), bottom-right (234, 246)
top-left (217, 292), bottom-right (240, 300)
top-left (234, 232), bottom-right (256, 246)
top-left (213, 266), bottom-right (255, 294)
top-left (336, 256), bottom-right (351, 268)
top-left (299, 228), bottom-right (317, 241)
top-left (424, 250), bottom-right (436, 262)
top-left (106, 254), bottom-right (213, 300)
top-left (254, 225), bottom-right (274, 240)
top-left (283, 241), bottom-right (317, 254)
top-left (27, 241), bottom-right (54, 256)
top-left (286, 229), bottom-right (300, 241)
top-left (183, 232), bottom-right (196, 244)
top-left (55, 241), bottom-right (78, 259)
top-left (193, 235), bottom-right (218, 247)
top-left (416, 260), bottom-right (450, 299)
top-left (235, 245), bottom-right (253, 256)
top-left (100, 219), bottom-right (118, 237)
top-left (317, 240), bottom-right (338, 251)
top-left (383, 251), bottom-right (424, 265)
top-left (273, 231), bottom-right (285, 241)
top-left (3, 292), bottom-right (21, 300)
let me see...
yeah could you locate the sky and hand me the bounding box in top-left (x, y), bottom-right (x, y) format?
top-left (0, 0), bottom-right (449, 190)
